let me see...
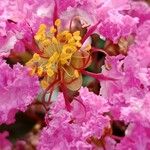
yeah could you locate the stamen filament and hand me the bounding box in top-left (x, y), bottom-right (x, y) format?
top-left (80, 70), bottom-right (116, 81)
top-left (81, 20), bottom-right (101, 44)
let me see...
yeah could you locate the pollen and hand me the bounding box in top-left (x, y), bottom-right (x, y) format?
top-left (74, 70), bottom-right (79, 78)
top-left (41, 80), bottom-right (49, 89)
top-left (55, 19), bottom-right (61, 27)
top-left (37, 67), bottom-right (43, 76)
top-left (50, 26), bottom-right (57, 33)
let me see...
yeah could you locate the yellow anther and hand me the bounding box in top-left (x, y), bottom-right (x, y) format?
top-left (60, 45), bottom-right (77, 65)
top-left (35, 33), bottom-right (46, 41)
top-left (41, 80), bottom-right (49, 89)
top-left (62, 45), bottom-right (77, 54)
top-left (48, 52), bottom-right (59, 63)
top-left (42, 39), bottom-right (50, 47)
top-left (76, 41), bottom-right (82, 47)
top-left (55, 19), bottom-right (61, 27)
top-left (34, 24), bottom-right (47, 42)
top-left (73, 35), bottom-right (82, 41)
top-left (66, 33), bottom-right (72, 40)
top-left (33, 53), bottom-right (40, 61)
top-left (34, 35), bottom-right (41, 41)
top-left (62, 46), bottom-right (70, 54)
top-left (60, 53), bottom-right (72, 64)
top-left (50, 26), bottom-right (57, 33)
top-left (74, 70), bottom-right (79, 78)
top-left (30, 66), bottom-right (36, 76)
top-left (39, 24), bottom-right (46, 30)
top-left (73, 31), bottom-right (80, 36)
top-left (47, 68), bottom-right (54, 77)
top-left (60, 31), bottom-right (70, 39)
top-left (62, 31), bottom-right (69, 34)
top-left (52, 37), bottom-right (58, 44)
top-left (68, 38), bottom-right (76, 43)
top-left (37, 67), bottom-right (43, 76)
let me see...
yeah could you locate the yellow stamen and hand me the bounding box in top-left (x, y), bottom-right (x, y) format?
top-left (26, 19), bottom-right (92, 90)
top-left (55, 19), bottom-right (61, 27)
top-left (34, 24), bottom-right (46, 41)
top-left (74, 70), bottom-right (79, 78)
top-left (73, 35), bottom-right (82, 41)
top-left (52, 37), bottom-right (58, 44)
top-left (47, 68), bottom-right (54, 77)
top-left (30, 66), bottom-right (36, 76)
top-left (41, 80), bottom-right (49, 89)
top-left (73, 31), bottom-right (80, 36)
top-left (50, 26), bottom-right (57, 33)
top-left (33, 53), bottom-right (40, 61)
top-left (37, 67), bottom-right (43, 76)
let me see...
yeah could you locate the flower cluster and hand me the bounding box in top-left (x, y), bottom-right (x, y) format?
top-left (0, 0), bottom-right (150, 149)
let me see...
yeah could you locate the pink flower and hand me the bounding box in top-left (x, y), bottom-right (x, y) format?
top-left (95, 0), bottom-right (139, 43)
top-left (38, 88), bottom-right (112, 149)
top-left (128, 1), bottom-right (150, 25)
top-left (116, 123), bottom-right (150, 150)
top-left (57, 0), bottom-right (76, 12)
top-left (38, 110), bottom-right (92, 150)
top-left (0, 33), bottom-right (17, 57)
top-left (98, 13), bottom-right (138, 43)
top-left (96, 0), bottom-right (130, 20)
top-left (121, 93), bottom-right (150, 127)
top-left (0, 131), bottom-right (12, 150)
top-left (72, 87), bottom-right (110, 123)
top-left (100, 20), bottom-right (150, 122)
top-left (0, 59), bottom-right (39, 124)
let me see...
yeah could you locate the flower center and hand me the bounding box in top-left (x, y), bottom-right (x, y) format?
top-left (26, 19), bottom-right (91, 90)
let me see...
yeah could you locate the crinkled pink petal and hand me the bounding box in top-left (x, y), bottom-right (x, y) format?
top-left (128, 1), bottom-right (150, 25)
top-left (38, 87), bottom-right (111, 149)
top-left (0, 60), bottom-right (39, 124)
top-left (99, 14), bottom-right (138, 43)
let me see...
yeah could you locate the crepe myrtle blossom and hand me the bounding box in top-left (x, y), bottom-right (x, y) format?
top-left (38, 88), bottom-right (117, 150)
top-left (0, 0), bottom-right (114, 111)
top-left (0, 0), bottom-right (149, 149)
top-left (0, 59), bottom-right (39, 124)
top-left (25, 0), bottom-right (115, 110)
